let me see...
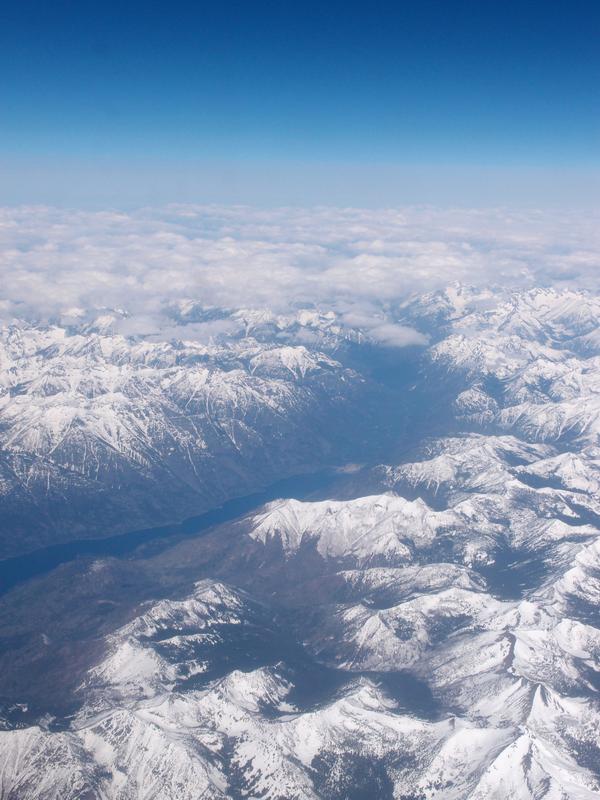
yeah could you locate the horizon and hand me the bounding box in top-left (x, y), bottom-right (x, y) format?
top-left (2, 0), bottom-right (599, 206)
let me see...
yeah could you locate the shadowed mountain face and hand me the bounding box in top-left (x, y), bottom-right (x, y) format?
top-left (1, 286), bottom-right (600, 799)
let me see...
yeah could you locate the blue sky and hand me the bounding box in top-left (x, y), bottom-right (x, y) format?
top-left (1, 0), bottom-right (599, 206)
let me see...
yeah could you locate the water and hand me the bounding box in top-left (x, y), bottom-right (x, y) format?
top-left (0, 468), bottom-right (339, 596)
top-left (0, 344), bottom-right (441, 598)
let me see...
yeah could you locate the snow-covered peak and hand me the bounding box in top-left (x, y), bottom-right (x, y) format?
top-left (249, 493), bottom-right (453, 563)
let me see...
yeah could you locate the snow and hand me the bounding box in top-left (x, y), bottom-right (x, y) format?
top-left (249, 493), bottom-right (454, 562)
top-left (3, 286), bottom-right (600, 797)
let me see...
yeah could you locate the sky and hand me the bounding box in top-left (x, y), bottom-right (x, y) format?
top-left (1, 0), bottom-right (599, 206)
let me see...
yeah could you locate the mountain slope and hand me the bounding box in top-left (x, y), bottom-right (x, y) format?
top-left (0, 319), bottom-right (371, 557)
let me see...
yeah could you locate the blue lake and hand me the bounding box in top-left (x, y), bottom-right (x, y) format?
top-left (0, 469), bottom-right (337, 596)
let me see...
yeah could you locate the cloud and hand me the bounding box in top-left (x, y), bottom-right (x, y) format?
top-left (0, 204), bottom-right (598, 346)
top-left (367, 323), bottom-right (429, 348)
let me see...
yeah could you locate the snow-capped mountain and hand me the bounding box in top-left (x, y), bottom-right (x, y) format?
top-left (0, 316), bottom-right (374, 557)
top-left (1, 286), bottom-right (599, 799)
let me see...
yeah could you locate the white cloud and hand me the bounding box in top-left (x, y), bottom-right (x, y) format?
top-left (0, 204), bottom-right (598, 346)
top-left (367, 323), bottom-right (429, 348)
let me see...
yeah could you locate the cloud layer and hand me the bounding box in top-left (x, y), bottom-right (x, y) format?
top-left (1, 204), bottom-right (599, 344)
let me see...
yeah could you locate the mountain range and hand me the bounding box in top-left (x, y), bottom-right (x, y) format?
top-left (1, 286), bottom-right (599, 798)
